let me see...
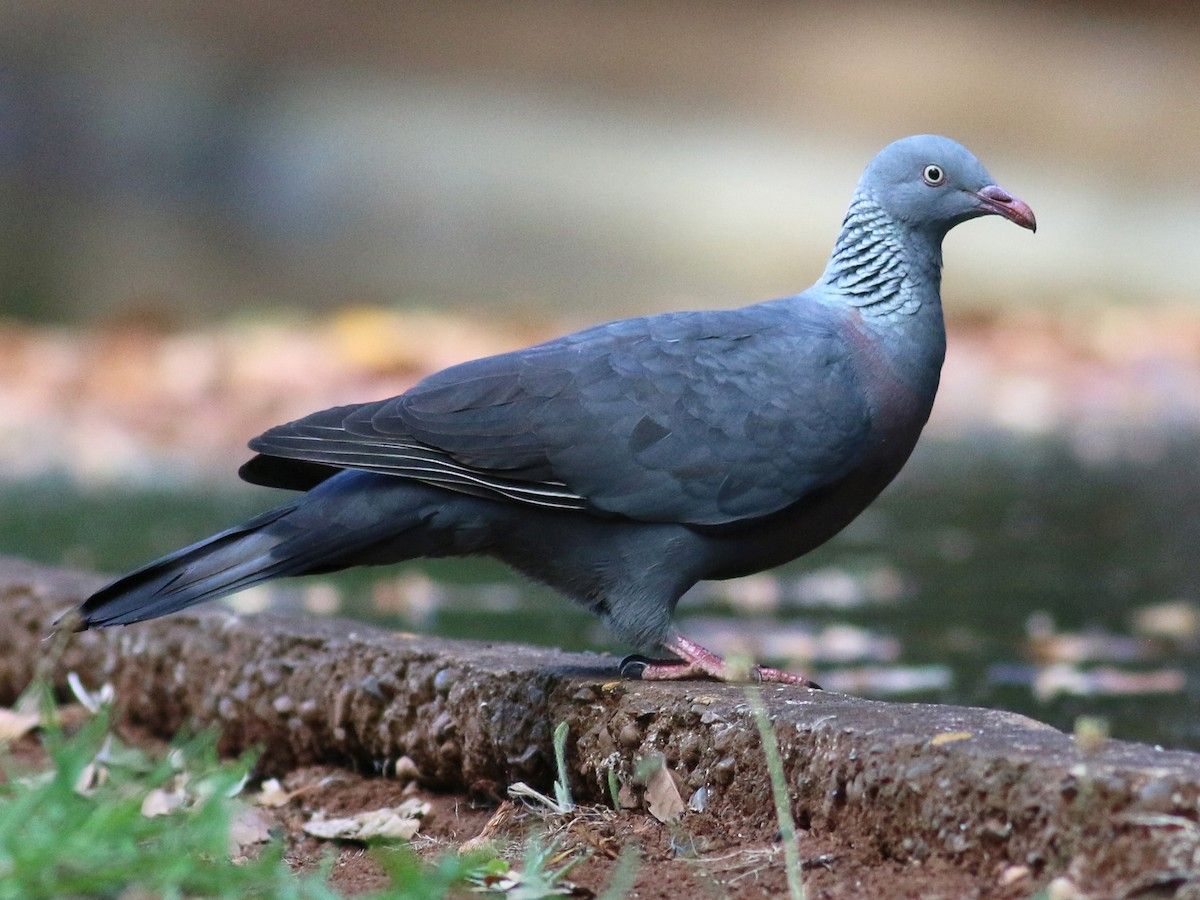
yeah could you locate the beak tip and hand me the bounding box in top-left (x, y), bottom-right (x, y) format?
top-left (977, 185), bottom-right (1036, 233)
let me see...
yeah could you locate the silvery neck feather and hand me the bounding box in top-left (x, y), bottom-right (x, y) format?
top-left (820, 192), bottom-right (943, 320)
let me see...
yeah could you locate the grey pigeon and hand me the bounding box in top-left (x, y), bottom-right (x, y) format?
top-left (76, 135), bottom-right (1035, 685)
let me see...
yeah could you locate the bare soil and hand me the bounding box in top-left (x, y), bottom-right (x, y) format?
top-left (6, 721), bottom-right (1038, 899)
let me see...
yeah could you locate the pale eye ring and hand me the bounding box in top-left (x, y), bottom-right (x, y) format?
top-left (922, 164), bottom-right (946, 186)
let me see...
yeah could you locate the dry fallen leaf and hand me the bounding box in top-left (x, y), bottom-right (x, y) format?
top-left (617, 781), bottom-right (638, 810)
top-left (256, 778), bottom-right (291, 808)
top-left (644, 763), bottom-right (685, 823)
top-left (74, 761), bottom-right (109, 797)
top-left (999, 865), bottom-right (1032, 887)
top-left (392, 755), bottom-right (420, 783)
top-left (929, 731), bottom-right (973, 747)
top-left (141, 787), bottom-right (187, 817)
top-left (1035, 664), bottom-right (1185, 700)
top-left (305, 812), bottom-right (420, 842)
top-left (1132, 601), bottom-right (1200, 641)
top-left (460, 800), bottom-right (517, 854)
top-left (256, 775), bottom-right (330, 807)
top-left (389, 797), bottom-right (433, 820)
top-left (1046, 876), bottom-right (1086, 900)
top-left (303, 799), bottom-right (431, 842)
top-left (66, 672), bottom-right (114, 714)
top-left (229, 807), bottom-right (274, 850)
top-left (0, 708), bottom-right (40, 743)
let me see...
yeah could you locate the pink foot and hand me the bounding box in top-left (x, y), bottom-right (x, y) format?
top-left (620, 634), bottom-right (820, 689)
top-left (620, 656), bottom-right (704, 680)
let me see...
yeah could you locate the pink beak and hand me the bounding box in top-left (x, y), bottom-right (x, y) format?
top-left (976, 185), bottom-right (1037, 232)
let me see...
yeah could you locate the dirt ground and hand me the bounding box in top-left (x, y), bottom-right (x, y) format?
top-left (6, 717), bottom-right (1042, 899)
top-left (288, 772), bottom-right (1028, 899)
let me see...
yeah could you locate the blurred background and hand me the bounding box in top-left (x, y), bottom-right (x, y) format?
top-left (3, 1), bottom-right (1200, 747)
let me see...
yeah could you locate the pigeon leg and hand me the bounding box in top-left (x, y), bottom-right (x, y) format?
top-left (622, 633), bottom-right (820, 688)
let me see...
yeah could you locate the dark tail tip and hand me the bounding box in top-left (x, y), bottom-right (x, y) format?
top-left (74, 505), bottom-right (296, 629)
top-left (49, 605), bottom-right (87, 633)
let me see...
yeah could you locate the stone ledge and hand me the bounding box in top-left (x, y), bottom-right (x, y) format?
top-left (2, 555), bottom-right (1197, 895)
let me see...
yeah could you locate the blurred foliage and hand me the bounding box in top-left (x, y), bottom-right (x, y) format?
top-left (1, 680), bottom-right (565, 898)
top-left (1, 2), bottom-right (1198, 322)
top-left (0, 688), bottom-right (333, 898)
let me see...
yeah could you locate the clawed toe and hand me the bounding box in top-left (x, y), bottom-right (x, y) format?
top-left (752, 665), bottom-right (822, 689)
top-left (620, 633), bottom-right (821, 687)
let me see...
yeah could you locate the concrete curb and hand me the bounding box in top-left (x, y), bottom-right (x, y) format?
top-left (2, 556), bottom-right (1197, 895)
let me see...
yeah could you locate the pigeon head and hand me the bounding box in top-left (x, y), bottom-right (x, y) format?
top-left (860, 135), bottom-right (1036, 236)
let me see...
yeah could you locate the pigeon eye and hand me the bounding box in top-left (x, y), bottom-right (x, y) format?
top-left (922, 164), bottom-right (946, 186)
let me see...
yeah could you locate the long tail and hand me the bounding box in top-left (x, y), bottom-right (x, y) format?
top-left (75, 472), bottom-right (433, 629)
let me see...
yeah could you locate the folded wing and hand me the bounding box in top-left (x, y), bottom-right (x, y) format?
top-left (243, 303), bottom-right (872, 526)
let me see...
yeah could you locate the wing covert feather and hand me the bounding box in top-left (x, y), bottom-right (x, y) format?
top-left (247, 302), bottom-right (873, 525)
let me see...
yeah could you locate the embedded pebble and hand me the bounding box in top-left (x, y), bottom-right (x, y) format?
top-left (619, 723), bottom-right (642, 749)
top-left (393, 755), bottom-right (420, 782)
top-left (1137, 777), bottom-right (1176, 811)
top-left (713, 757), bottom-right (736, 785)
top-left (432, 711), bottom-right (456, 740)
top-left (359, 675), bottom-right (384, 699)
top-left (980, 818), bottom-right (1012, 840)
top-left (1047, 877), bottom-right (1085, 900)
top-left (999, 865), bottom-right (1030, 887)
